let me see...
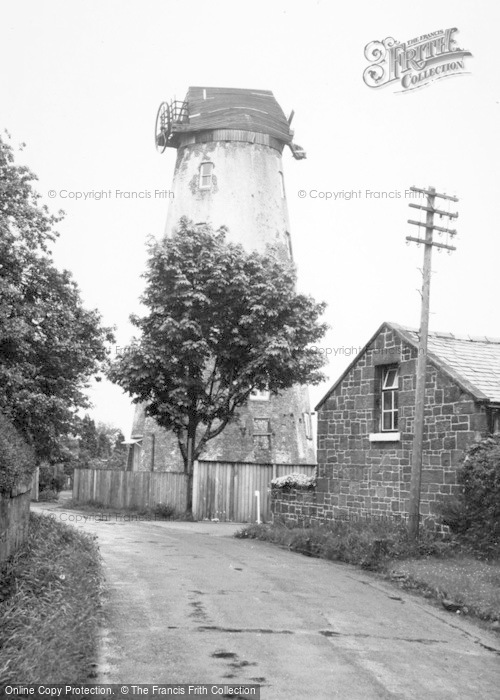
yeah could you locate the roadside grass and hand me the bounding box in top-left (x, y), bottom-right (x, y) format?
top-left (0, 512), bottom-right (103, 684)
top-left (390, 557), bottom-right (500, 623)
top-left (235, 520), bottom-right (455, 568)
top-left (62, 498), bottom-right (188, 520)
top-left (235, 521), bottom-right (500, 625)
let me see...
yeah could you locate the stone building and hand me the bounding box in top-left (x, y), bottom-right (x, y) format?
top-left (272, 321), bottom-right (500, 527)
top-left (128, 87), bottom-right (315, 472)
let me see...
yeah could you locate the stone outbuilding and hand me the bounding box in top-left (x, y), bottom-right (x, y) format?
top-left (272, 321), bottom-right (500, 527)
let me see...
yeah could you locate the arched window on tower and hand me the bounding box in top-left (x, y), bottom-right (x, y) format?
top-left (199, 162), bottom-right (214, 189)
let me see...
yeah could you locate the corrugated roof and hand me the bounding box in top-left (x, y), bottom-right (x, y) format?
top-left (174, 86), bottom-right (293, 143)
top-left (316, 321), bottom-right (500, 409)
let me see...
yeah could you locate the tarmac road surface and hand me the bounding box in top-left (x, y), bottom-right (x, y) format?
top-left (33, 502), bottom-right (500, 699)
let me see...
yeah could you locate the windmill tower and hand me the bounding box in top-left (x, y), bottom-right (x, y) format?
top-left (129, 87), bottom-right (315, 470)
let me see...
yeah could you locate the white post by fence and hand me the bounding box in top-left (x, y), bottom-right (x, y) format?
top-left (192, 460), bottom-right (199, 517)
top-left (255, 490), bottom-right (261, 524)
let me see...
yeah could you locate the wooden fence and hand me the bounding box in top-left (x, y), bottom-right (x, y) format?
top-left (1, 480), bottom-right (33, 563)
top-left (73, 469), bottom-right (188, 511)
top-left (193, 461), bottom-right (316, 523)
top-left (73, 462), bottom-right (316, 522)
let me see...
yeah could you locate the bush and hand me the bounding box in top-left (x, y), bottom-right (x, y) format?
top-left (439, 435), bottom-right (500, 557)
top-left (37, 489), bottom-right (59, 502)
top-left (38, 463), bottom-right (66, 494)
top-left (0, 413), bottom-right (36, 494)
top-left (153, 503), bottom-right (176, 519)
top-left (271, 473), bottom-right (316, 491)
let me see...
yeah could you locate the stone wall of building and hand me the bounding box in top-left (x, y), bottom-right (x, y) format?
top-left (133, 385), bottom-right (316, 472)
top-left (271, 326), bottom-right (488, 527)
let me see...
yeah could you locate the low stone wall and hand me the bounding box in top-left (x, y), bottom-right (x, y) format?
top-left (271, 489), bottom-right (331, 527)
top-left (0, 481), bottom-right (32, 563)
top-left (271, 488), bottom-right (436, 528)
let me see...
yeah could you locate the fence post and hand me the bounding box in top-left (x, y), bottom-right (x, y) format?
top-left (30, 467), bottom-right (39, 501)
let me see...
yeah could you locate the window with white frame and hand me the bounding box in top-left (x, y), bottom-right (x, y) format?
top-left (199, 162), bottom-right (213, 189)
top-left (381, 365), bottom-right (399, 431)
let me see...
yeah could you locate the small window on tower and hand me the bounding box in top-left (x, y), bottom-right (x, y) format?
top-left (250, 389), bottom-right (270, 401)
top-left (199, 162), bottom-right (213, 189)
top-left (285, 231), bottom-right (293, 260)
top-left (253, 418), bottom-right (271, 450)
top-left (279, 171), bottom-right (285, 198)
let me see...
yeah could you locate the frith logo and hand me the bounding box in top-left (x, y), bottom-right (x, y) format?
top-left (363, 28), bottom-right (472, 92)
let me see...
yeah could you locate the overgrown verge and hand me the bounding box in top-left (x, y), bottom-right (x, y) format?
top-left (0, 512), bottom-right (103, 683)
top-left (390, 557), bottom-right (500, 624)
top-left (64, 498), bottom-right (189, 520)
top-left (235, 519), bottom-right (455, 569)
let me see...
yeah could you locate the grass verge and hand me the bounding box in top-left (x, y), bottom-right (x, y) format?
top-left (235, 521), bottom-right (500, 626)
top-left (0, 512), bottom-right (103, 684)
top-left (390, 557), bottom-right (500, 623)
top-left (62, 498), bottom-right (190, 520)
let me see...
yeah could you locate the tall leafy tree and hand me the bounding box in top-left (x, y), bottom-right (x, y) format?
top-left (109, 218), bottom-right (327, 511)
top-left (79, 414), bottom-right (99, 459)
top-left (0, 133), bottom-right (114, 460)
top-left (97, 431), bottom-right (111, 458)
top-left (114, 430), bottom-right (127, 453)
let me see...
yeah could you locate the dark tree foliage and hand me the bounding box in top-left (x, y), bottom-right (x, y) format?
top-left (97, 432), bottom-right (111, 458)
top-left (78, 415), bottom-right (99, 459)
top-left (109, 218), bottom-right (327, 510)
top-left (0, 133), bottom-right (114, 460)
top-left (0, 412), bottom-right (36, 493)
top-left (38, 463), bottom-right (66, 494)
top-left (76, 417), bottom-right (126, 470)
top-left (440, 434), bottom-right (500, 557)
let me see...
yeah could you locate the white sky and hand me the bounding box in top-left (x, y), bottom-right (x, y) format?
top-left (1, 0), bottom-right (498, 436)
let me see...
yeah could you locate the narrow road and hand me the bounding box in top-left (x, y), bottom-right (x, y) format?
top-left (34, 503), bottom-right (500, 699)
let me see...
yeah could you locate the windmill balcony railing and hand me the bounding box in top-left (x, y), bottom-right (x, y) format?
top-left (170, 100), bottom-right (189, 124)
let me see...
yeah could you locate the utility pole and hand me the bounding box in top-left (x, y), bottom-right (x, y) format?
top-left (406, 186), bottom-right (459, 541)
